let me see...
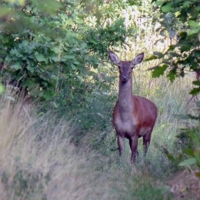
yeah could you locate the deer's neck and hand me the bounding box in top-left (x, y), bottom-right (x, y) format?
top-left (118, 78), bottom-right (134, 119)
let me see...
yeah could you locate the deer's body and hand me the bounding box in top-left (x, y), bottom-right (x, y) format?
top-left (113, 96), bottom-right (157, 138)
top-left (109, 52), bottom-right (157, 163)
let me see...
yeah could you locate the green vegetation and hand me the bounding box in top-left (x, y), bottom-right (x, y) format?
top-left (0, 0), bottom-right (200, 199)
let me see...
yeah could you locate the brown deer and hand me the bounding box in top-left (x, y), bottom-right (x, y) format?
top-left (109, 51), bottom-right (157, 163)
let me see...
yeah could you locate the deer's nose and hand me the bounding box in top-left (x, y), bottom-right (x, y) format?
top-left (122, 75), bottom-right (128, 82)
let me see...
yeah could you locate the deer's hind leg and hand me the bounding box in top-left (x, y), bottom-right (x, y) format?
top-left (143, 130), bottom-right (152, 157)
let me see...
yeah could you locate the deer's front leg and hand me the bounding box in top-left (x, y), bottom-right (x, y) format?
top-left (129, 135), bottom-right (138, 163)
top-left (117, 135), bottom-right (124, 156)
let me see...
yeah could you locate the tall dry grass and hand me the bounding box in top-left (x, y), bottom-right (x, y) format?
top-left (0, 100), bottom-right (114, 200)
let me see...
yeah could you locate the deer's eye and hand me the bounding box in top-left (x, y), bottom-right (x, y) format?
top-left (131, 64), bottom-right (135, 69)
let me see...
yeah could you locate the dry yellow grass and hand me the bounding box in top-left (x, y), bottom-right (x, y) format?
top-left (0, 100), bottom-right (120, 200)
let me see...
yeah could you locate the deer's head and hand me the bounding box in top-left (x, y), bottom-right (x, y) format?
top-left (109, 51), bottom-right (144, 83)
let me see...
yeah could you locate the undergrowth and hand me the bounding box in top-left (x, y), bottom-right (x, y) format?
top-left (0, 99), bottom-right (169, 200)
top-left (0, 57), bottom-right (198, 200)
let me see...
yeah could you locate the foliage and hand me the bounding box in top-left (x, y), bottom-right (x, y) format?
top-left (158, 102), bottom-right (200, 179)
top-left (149, 0), bottom-right (200, 94)
top-left (148, 0), bottom-right (200, 179)
top-left (0, 0), bottom-right (133, 108)
top-left (0, 1), bottom-right (137, 146)
top-left (177, 118), bottom-right (200, 177)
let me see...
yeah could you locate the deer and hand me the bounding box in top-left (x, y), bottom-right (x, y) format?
top-left (108, 51), bottom-right (157, 163)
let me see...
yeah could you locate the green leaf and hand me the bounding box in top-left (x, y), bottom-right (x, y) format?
top-left (180, 44), bottom-right (191, 52)
top-left (195, 171), bottom-right (200, 178)
top-left (190, 87), bottom-right (200, 95)
top-left (7, 0), bottom-right (26, 6)
top-left (21, 79), bottom-right (35, 88)
top-left (188, 28), bottom-right (200, 36)
top-left (42, 91), bottom-right (52, 100)
top-left (189, 20), bottom-right (199, 28)
top-left (52, 47), bottom-right (60, 54)
top-left (170, 52), bottom-right (180, 57)
top-left (167, 71), bottom-right (176, 82)
top-left (0, 7), bottom-right (11, 17)
top-left (166, 153), bottom-right (175, 161)
top-left (153, 52), bottom-right (164, 58)
top-left (145, 55), bottom-right (159, 61)
top-left (155, 1), bottom-right (164, 6)
top-left (71, 64), bottom-right (77, 70)
top-left (76, 19), bottom-right (84, 24)
top-left (175, 11), bottom-right (181, 17)
top-left (27, 65), bottom-right (35, 73)
top-left (194, 152), bottom-right (200, 166)
top-left (179, 158), bottom-right (196, 166)
top-left (183, 1), bottom-right (191, 8)
top-left (0, 84), bottom-right (5, 94)
top-left (184, 148), bottom-right (195, 157)
top-left (51, 57), bottom-right (60, 62)
top-left (10, 49), bottom-right (20, 57)
top-left (165, 45), bottom-right (176, 54)
top-left (73, 61), bottom-right (80, 65)
top-left (34, 52), bottom-right (48, 63)
top-left (31, 0), bottom-right (61, 14)
top-left (152, 65), bottom-right (168, 77)
top-left (62, 55), bottom-right (76, 60)
top-left (179, 32), bottom-right (187, 40)
top-left (10, 63), bottom-right (22, 70)
top-left (161, 3), bottom-right (172, 12)
top-left (193, 80), bottom-right (200, 86)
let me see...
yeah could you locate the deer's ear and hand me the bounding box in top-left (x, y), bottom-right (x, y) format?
top-left (108, 51), bottom-right (120, 65)
top-left (131, 52), bottom-right (144, 66)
